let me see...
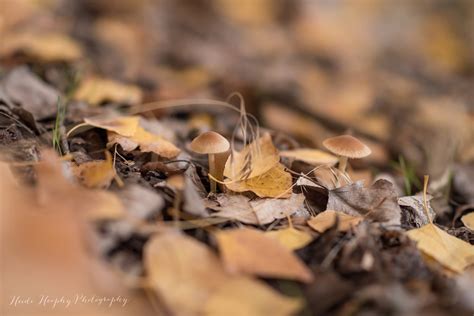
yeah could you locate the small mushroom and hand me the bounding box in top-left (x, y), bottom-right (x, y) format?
top-left (322, 135), bottom-right (371, 172)
top-left (190, 131), bottom-right (230, 193)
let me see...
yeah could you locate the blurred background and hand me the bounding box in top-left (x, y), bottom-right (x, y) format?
top-left (1, 0), bottom-right (474, 314)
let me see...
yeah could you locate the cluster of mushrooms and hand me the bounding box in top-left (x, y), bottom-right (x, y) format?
top-left (189, 131), bottom-right (371, 193)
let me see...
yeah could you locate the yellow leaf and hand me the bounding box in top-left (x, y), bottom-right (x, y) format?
top-left (225, 163), bottom-right (292, 198)
top-left (72, 151), bottom-right (116, 189)
top-left (77, 116), bottom-right (180, 158)
top-left (74, 77), bottom-right (143, 105)
top-left (461, 213), bottom-right (474, 230)
top-left (84, 116), bottom-right (140, 137)
top-left (145, 232), bottom-right (228, 315)
top-left (1, 32), bottom-right (82, 62)
top-left (407, 223), bottom-right (474, 273)
top-left (307, 210), bottom-right (363, 233)
top-left (280, 148), bottom-right (338, 166)
top-left (215, 227), bottom-right (314, 283)
top-left (204, 277), bottom-right (302, 316)
top-left (224, 133), bottom-right (279, 181)
top-left (108, 125), bottom-right (180, 158)
top-left (265, 227), bottom-right (313, 250)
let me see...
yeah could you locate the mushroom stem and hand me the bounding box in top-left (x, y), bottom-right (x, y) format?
top-left (338, 156), bottom-right (348, 172)
top-left (208, 153), bottom-right (217, 193)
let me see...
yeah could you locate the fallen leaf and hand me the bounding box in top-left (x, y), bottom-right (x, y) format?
top-left (76, 116), bottom-right (180, 158)
top-left (407, 223), bottom-right (474, 273)
top-left (206, 194), bottom-right (259, 224)
top-left (399, 195), bottom-right (436, 228)
top-left (1, 66), bottom-right (60, 120)
top-left (206, 193), bottom-right (305, 225)
top-left (327, 179), bottom-right (401, 226)
top-left (461, 213), bottom-right (474, 230)
top-left (307, 210), bottom-right (363, 233)
top-left (1, 32), bottom-right (82, 62)
top-left (224, 132), bottom-right (279, 181)
top-left (215, 227), bottom-right (314, 283)
top-left (265, 227), bottom-right (313, 250)
top-left (250, 193), bottom-right (305, 225)
top-left (72, 151), bottom-right (116, 189)
top-left (84, 116), bottom-right (140, 137)
top-left (204, 277), bottom-right (302, 316)
top-left (74, 77), bottom-right (143, 105)
top-left (225, 163), bottom-right (292, 198)
top-left (280, 148), bottom-right (338, 166)
top-left (144, 232), bottom-right (227, 315)
top-left (109, 125), bottom-right (180, 158)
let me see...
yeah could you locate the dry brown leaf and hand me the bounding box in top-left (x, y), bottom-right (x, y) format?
top-left (145, 232), bottom-right (227, 315)
top-left (72, 151), bottom-right (116, 189)
top-left (207, 193), bottom-right (305, 225)
top-left (307, 210), bottom-right (363, 233)
top-left (215, 227), bottom-right (314, 283)
top-left (327, 179), bottom-right (401, 226)
top-left (250, 193), bottom-right (305, 225)
top-left (109, 125), bottom-right (180, 158)
top-left (461, 213), bottom-right (474, 230)
top-left (225, 163), bottom-right (292, 198)
top-left (1, 32), bottom-right (82, 62)
top-left (84, 116), bottom-right (140, 137)
top-left (265, 227), bottom-right (313, 250)
top-left (203, 277), bottom-right (302, 316)
top-left (74, 77), bottom-right (143, 105)
top-left (407, 223), bottom-right (474, 273)
top-left (280, 148), bottom-right (338, 166)
top-left (224, 132), bottom-right (279, 181)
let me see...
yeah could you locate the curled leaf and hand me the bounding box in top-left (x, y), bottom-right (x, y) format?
top-left (280, 148), bottom-right (338, 166)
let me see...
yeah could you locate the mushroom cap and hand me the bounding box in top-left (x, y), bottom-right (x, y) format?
top-left (322, 135), bottom-right (371, 158)
top-left (190, 131), bottom-right (230, 154)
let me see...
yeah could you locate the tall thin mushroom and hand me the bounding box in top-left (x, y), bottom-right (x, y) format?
top-left (190, 131), bottom-right (230, 193)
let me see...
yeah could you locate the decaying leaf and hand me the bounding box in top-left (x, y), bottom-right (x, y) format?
top-left (145, 232), bottom-right (227, 315)
top-left (307, 210), bottom-right (363, 233)
top-left (1, 32), bottom-right (82, 62)
top-left (76, 116), bottom-right (180, 158)
top-left (1, 66), bottom-right (60, 120)
top-left (74, 77), bottom-right (143, 105)
top-left (224, 133), bottom-right (279, 181)
top-left (206, 194), bottom-right (258, 224)
top-left (399, 195), bottom-right (436, 228)
top-left (109, 125), bottom-right (180, 158)
top-left (225, 163), bottom-right (292, 198)
top-left (461, 213), bottom-right (474, 230)
top-left (327, 179), bottom-right (401, 226)
top-left (215, 227), bottom-right (314, 283)
top-left (203, 277), bottom-right (302, 316)
top-left (407, 223), bottom-right (474, 273)
top-left (265, 227), bottom-right (313, 250)
top-left (280, 148), bottom-right (338, 166)
top-left (207, 193), bottom-right (305, 225)
top-left (72, 151), bottom-right (116, 189)
top-left (84, 116), bottom-right (140, 137)
top-left (250, 193), bottom-right (305, 225)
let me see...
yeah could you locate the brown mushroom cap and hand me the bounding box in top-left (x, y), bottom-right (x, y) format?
top-left (322, 135), bottom-right (371, 158)
top-left (190, 131), bottom-right (230, 154)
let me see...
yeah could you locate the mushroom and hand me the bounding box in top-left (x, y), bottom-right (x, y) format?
top-left (190, 131), bottom-right (230, 193)
top-left (322, 135), bottom-right (371, 172)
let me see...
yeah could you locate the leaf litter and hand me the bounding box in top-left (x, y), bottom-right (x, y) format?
top-left (2, 2), bottom-right (474, 315)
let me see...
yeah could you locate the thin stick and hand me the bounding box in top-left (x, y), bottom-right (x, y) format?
top-left (422, 175), bottom-right (432, 224)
